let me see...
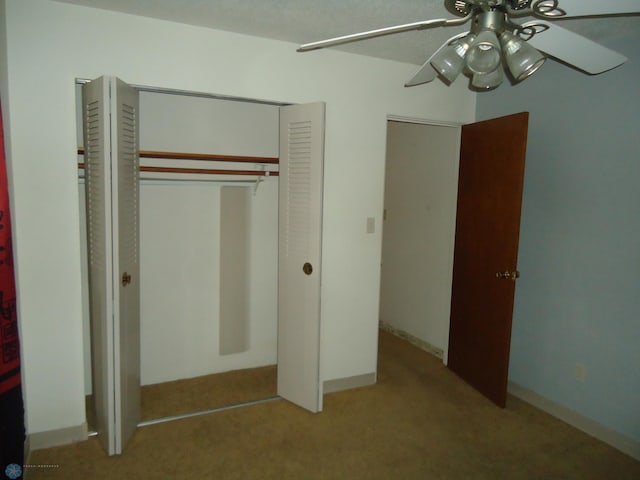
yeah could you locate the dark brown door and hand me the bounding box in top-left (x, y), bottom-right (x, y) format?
top-left (448, 112), bottom-right (529, 407)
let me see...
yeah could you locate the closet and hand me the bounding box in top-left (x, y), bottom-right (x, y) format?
top-left (77, 76), bottom-right (325, 455)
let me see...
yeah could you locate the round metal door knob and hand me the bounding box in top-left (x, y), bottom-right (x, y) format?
top-left (303, 262), bottom-right (313, 275)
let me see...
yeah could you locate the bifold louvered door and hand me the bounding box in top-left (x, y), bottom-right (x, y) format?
top-left (278, 102), bottom-right (325, 413)
top-left (83, 76), bottom-right (140, 455)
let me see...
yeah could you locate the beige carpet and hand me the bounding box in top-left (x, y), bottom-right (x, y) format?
top-left (86, 365), bottom-right (277, 429)
top-left (140, 365), bottom-right (277, 422)
top-left (29, 331), bottom-right (640, 479)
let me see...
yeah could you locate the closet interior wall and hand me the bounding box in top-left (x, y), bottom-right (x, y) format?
top-left (77, 86), bottom-right (280, 394)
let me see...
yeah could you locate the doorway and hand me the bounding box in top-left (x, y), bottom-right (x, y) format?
top-left (380, 114), bottom-right (529, 408)
top-left (76, 80), bottom-right (325, 453)
top-left (77, 85), bottom-right (281, 431)
top-left (379, 119), bottom-right (462, 364)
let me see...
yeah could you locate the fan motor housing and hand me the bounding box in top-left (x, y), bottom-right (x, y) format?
top-left (445, 0), bottom-right (531, 16)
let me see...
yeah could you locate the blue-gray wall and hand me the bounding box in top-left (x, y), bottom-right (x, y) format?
top-left (477, 27), bottom-right (640, 442)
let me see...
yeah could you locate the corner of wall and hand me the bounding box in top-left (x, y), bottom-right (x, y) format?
top-left (27, 422), bottom-right (88, 451)
top-left (509, 382), bottom-right (640, 462)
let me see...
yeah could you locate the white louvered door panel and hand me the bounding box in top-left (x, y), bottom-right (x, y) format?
top-left (83, 77), bottom-right (116, 455)
top-left (83, 76), bottom-right (140, 456)
top-left (112, 78), bottom-right (140, 454)
top-left (278, 102), bottom-right (325, 413)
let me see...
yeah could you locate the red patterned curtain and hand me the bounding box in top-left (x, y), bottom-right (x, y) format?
top-left (0, 100), bottom-right (18, 395)
top-left (0, 100), bottom-right (24, 480)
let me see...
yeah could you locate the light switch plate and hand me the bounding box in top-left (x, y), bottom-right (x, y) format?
top-left (366, 217), bottom-right (375, 234)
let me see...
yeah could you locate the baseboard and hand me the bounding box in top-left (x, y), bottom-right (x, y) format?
top-left (379, 321), bottom-right (444, 360)
top-left (508, 382), bottom-right (640, 461)
top-left (323, 373), bottom-right (376, 394)
top-left (23, 436), bottom-right (31, 480)
top-left (28, 422), bottom-right (88, 451)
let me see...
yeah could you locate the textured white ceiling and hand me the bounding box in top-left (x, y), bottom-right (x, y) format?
top-left (51, 0), bottom-right (640, 65)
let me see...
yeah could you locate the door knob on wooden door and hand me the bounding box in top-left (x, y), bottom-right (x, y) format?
top-left (303, 263), bottom-right (313, 275)
top-left (495, 270), bottom-right (520, 281)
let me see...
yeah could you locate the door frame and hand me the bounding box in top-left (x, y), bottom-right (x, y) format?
top-left (77, 80), bottom-right (326, 441)
top-left (382, 115), bottom-right (464, 366)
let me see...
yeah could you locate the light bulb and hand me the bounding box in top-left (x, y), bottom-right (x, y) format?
top-left (430, 34), bottom-right (476, 83)
top-left (500, 31), bottom-right (546, 81)
top-left (466, 30), bottom-right (502, 75)
top-left (472, 66), bottom-right (504, 90)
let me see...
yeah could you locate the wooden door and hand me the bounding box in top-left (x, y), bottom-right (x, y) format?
top-left (83, 76), bottom-right (140, 455)
top-left (277, 102), bottom-right (325, 413)
top-left (447, 112), bottom-right (529, 407)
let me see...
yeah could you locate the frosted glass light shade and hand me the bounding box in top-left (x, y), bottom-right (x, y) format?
top-left (472, 66), bottom-right (504, 90)
top-left (500, 31), bottom-right (546, 81)
top-left (466, 30), bottom-right (502, 75)
top-left (430, 34), bottom-right (476, 83)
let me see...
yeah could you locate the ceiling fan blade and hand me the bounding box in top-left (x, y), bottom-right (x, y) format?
top-left (524, 21), bottom-right (628, 74)
top-left (297, 16), bottom-right (469, 52)
top-left (534, 0), bottom-right (640, 18)
top-left (404, 59), bottom-right (438, 87)
top-left (405, 32), bottom-right (470, 87)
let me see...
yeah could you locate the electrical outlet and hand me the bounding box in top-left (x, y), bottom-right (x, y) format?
top-left (575, 363), bottom-right (587, 383)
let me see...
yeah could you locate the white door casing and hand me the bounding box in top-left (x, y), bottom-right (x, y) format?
top-left (84, 84), bottom-right (322, 452)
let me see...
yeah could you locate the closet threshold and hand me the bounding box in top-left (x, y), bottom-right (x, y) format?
top-left (87, 396), bottom-right (281, 437)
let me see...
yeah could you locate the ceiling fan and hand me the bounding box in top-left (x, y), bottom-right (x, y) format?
top-left (297, 0), bottom-right (640, 90)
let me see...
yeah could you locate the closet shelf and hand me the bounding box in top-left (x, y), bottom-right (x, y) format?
top-left (77, 148), bottom-right (279, 165)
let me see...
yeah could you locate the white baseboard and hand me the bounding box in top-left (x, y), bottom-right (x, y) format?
top-left (23, 436), bottom-right (31, 480)
top-left (27, 422), bottom-right (88, 451)
top-left (323, 373), bottom-right (376, 394)
top-left (508, 382), bottom-right (640, 461)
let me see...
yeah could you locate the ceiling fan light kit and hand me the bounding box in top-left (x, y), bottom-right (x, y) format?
top-left (500, 30), bottom-right (546, 80)
top-left (472, 66), bottom-right (505, 90)
top-left (465, 30), bottom-right (503, 75)
top-left (433, 9), bottom-right (547, 89)
top-left (430, 34), bottom-right (477, 83)
top-left (297, 0), bottom-right (639, 91)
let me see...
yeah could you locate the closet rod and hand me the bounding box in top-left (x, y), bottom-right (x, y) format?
top-left (77, 163), bottom-right (279, 176)
top-left (140, 166), bottom-right (278, 176)
top-left (77, 148), bottom-right (279, 164)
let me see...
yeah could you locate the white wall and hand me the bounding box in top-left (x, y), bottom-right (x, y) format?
top-left (136, 92), bottom-right (280, 386)
top-left (3, 0), bottom-right (475, 435)
top-left (138, 92), bottom-right (280, 156)
top-left (380, 121), bottom-right (461, 354)
top-left (138, 180), bottom-right (278, 385)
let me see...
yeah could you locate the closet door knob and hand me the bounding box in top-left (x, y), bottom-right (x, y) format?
top-left (122, 272), bottom-right (132, 286)
top-left (303, 263), bottom-right (313, 275)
